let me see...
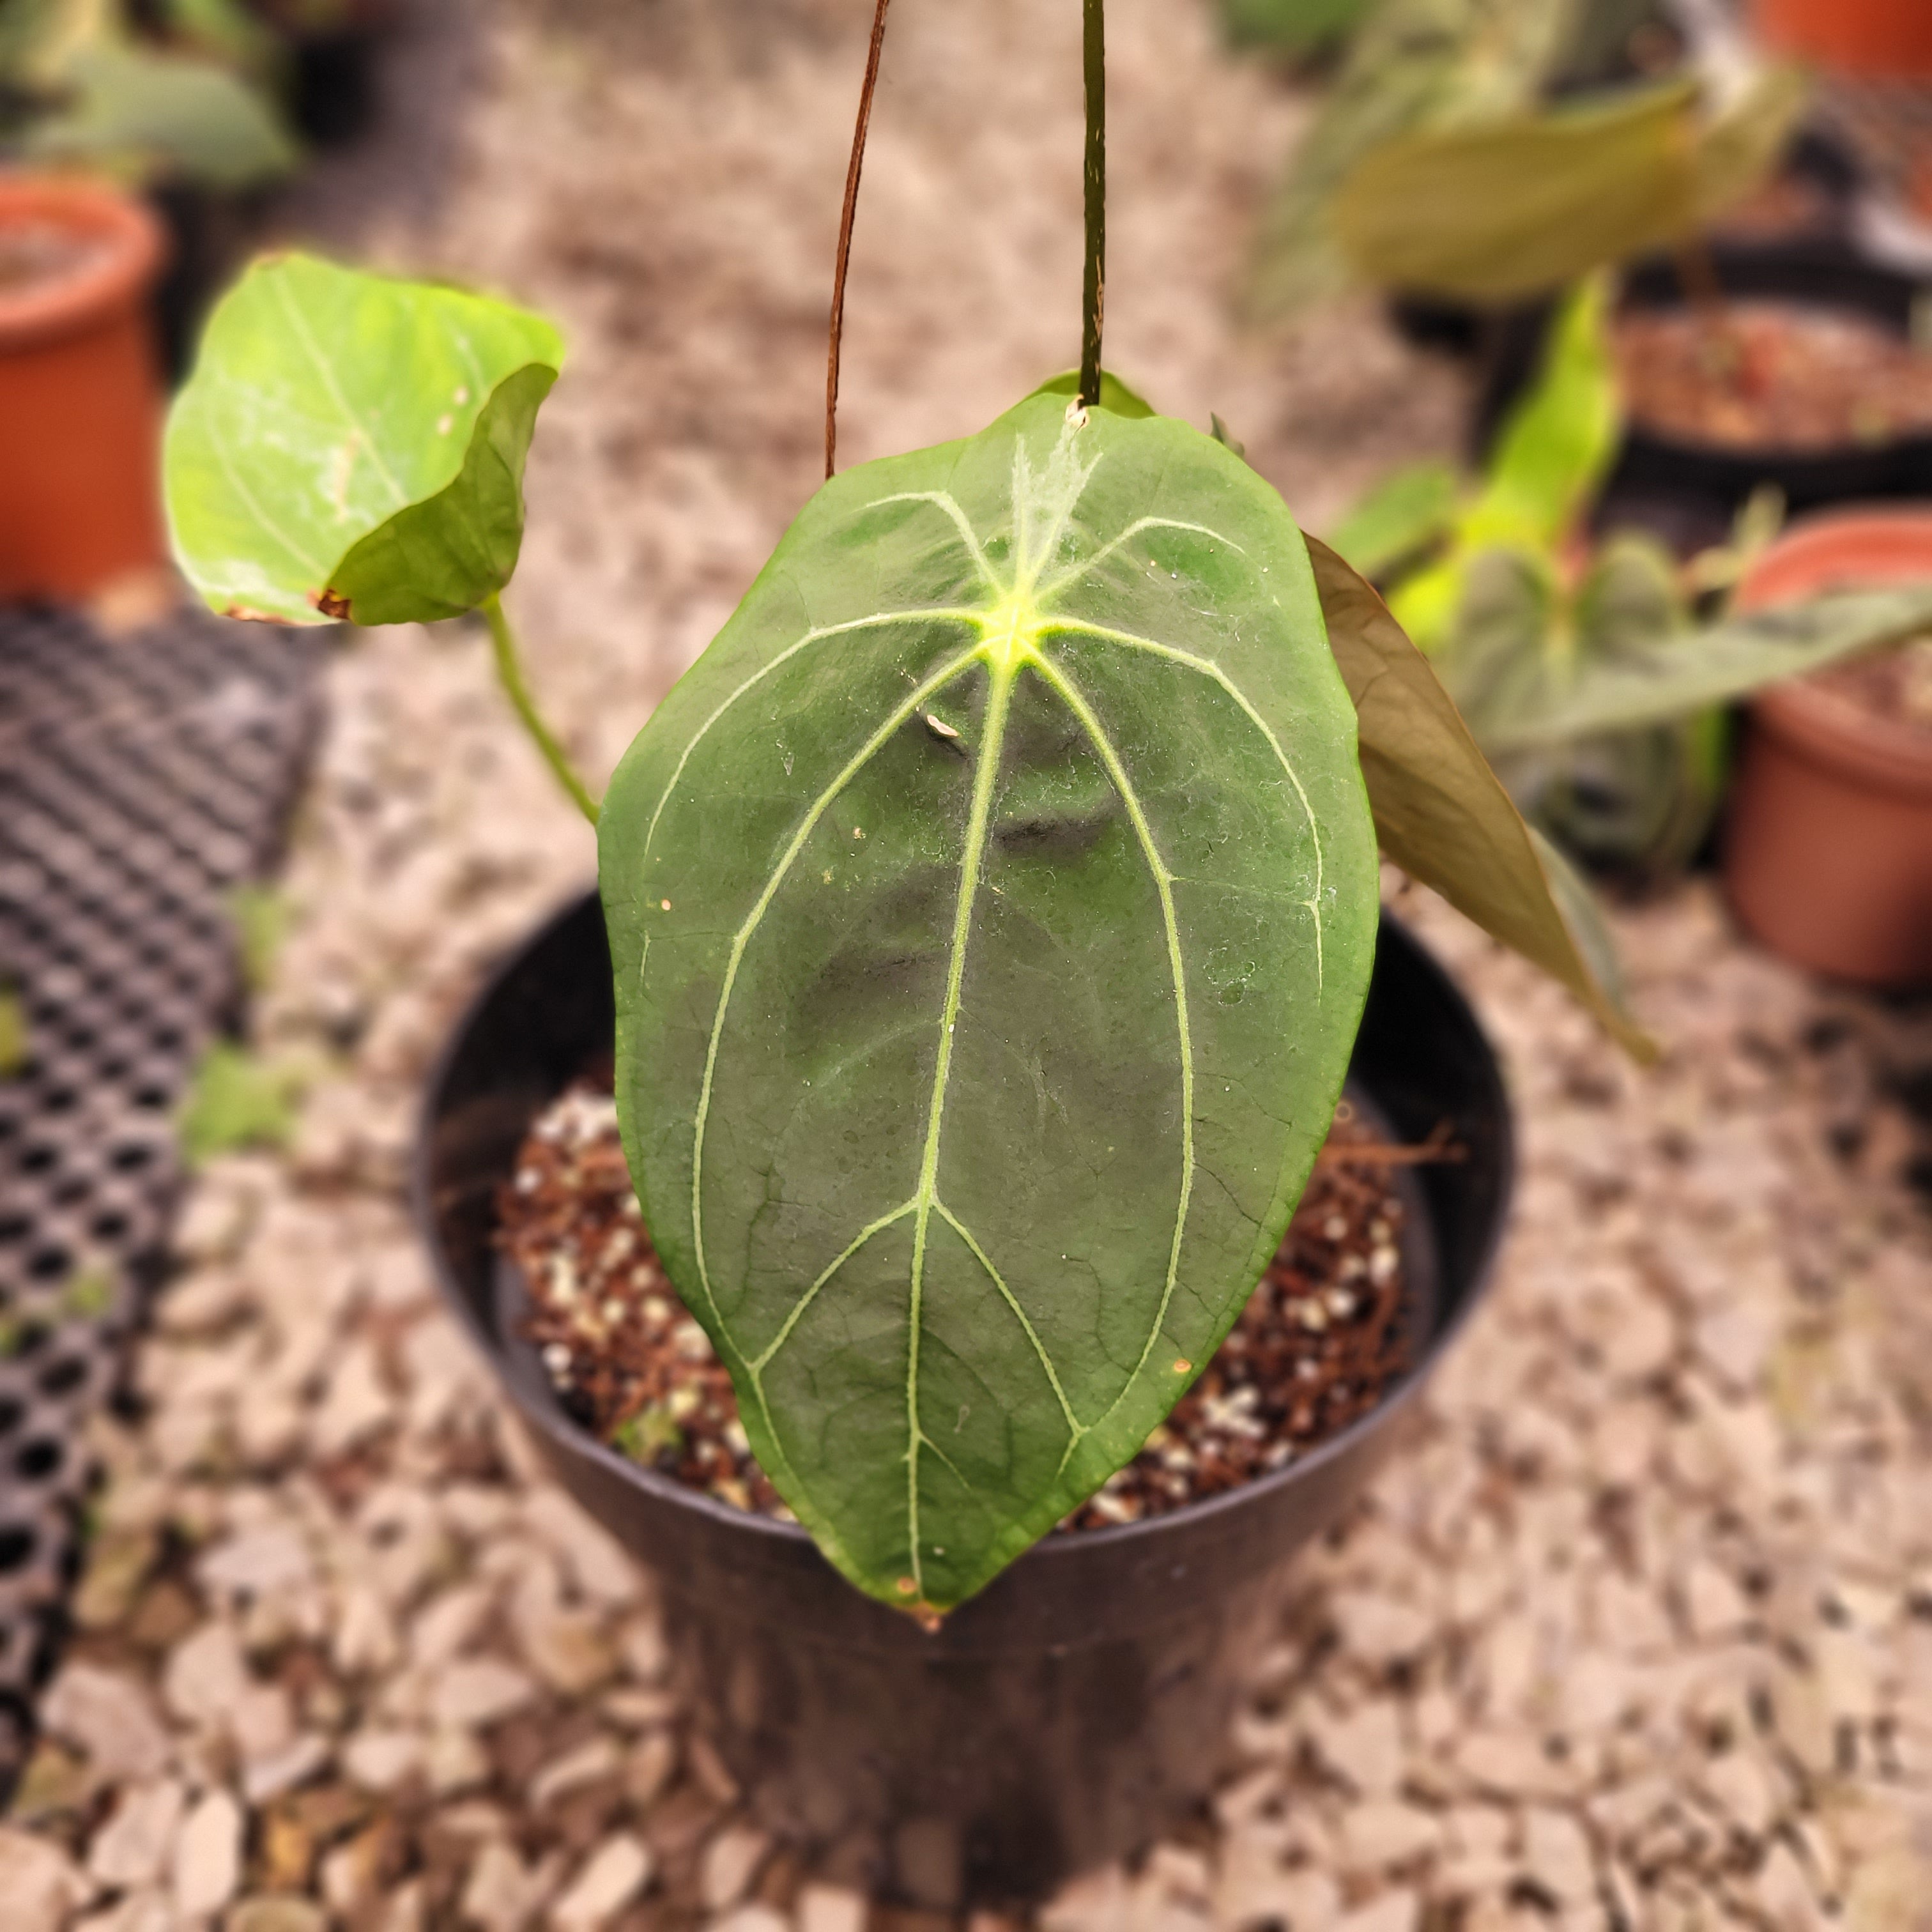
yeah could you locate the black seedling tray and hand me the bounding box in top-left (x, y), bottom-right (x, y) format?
top-left (0, 600), bottom-right (322, 1791)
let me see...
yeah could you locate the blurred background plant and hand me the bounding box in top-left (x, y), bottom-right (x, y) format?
top-left (0, 0), bottom-right (297, 188)
top-left (1328, 273), bottom-right (1932, 876)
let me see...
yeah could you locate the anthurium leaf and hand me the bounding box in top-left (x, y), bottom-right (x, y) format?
top-left (1307, 534), bottom-right (1653, 1058)
top-left (27, 41), bottom-right (296, 187)
top-left (601, 394), bottom-right (1381, 1613)
top-left (1474, 587), bottom-right (1932, 751)
top-left (1466, 276), bottom-right (1620, 553)
top-left (164, 254), bottom-right (564, 625)
top-left (1025, 369), bottom-right (1156, 418)
top-left (1327, 461), bottom-right (1460, 581)
top-left (1331, 78), bottom-right (1702, 303)
top-left (1242, 0), bottom-right (1570, 319)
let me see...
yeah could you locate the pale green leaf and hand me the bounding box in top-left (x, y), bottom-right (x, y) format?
top-left (1473, 587), bottom-right (1932, 751)
top-left (1307, 534), bottom-right (1653, 1057)
top-left (1332, 78), bottom-right (1702, 303)
top-left (180, 1043), bottom-right (304, 1167)
top-left (1327, 461), bottom-right (1460, 581)
top-left (1222, 0), bottom-right (1370, 53)
top-left (1464, 275), bottom-right (1620, 553)
top-left (1243, 0), bottom-right (1574, 319)
top-left (601, 394), bottom-right (1381, 1613)
top-left (164, 254), bottom-right (564, 625)
top-left (26, 41), bottom-right (296, 187)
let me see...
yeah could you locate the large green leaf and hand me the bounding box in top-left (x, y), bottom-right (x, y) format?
top-left (24, 40), bottom-right (296, 187)
top-left (164, 254), bottom-right (563, 625)
top-left (600, 394), bottom-right (1381, 1613)
top-left (1469, 583), bottom-right (1932, 751)
top-left (1332, 77), bottom-right (1703, 302)
top-left (1466, 275), bottom-right (1620, 553)
top-left (1243, 0), bottom-right (1572, 319)
top-left (1307, 535), bottom-right (1653, 1057)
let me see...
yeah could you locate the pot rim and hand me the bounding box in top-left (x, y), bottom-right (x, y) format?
top-left (0, 172), bottom-right (166, 354)
top-left (1735, 505), bottom-right (1932, 795)
top-left (414, 888), bottom-right (1513, 1579)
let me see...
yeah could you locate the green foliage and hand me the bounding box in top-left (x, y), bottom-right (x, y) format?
top-left (180, 1041), bottom-right (303, 1167)
top-left (1330, 68), bottom-right (1806, 305)
top-left (0, 988), bottom-right (26, 1079)
top-left (1243, 0), bottom-right (1580, 319)
top-left (164, 254), bottom-right (564, 626)
top-left (1220, 0), bottom-right (1372, 54)
top-left (1367, 279), bottom-right (1620, 652)
top-left (1328, 461), bottom-right (1460, 582)
top-left (1, 1), bottom-right (296, 186)
top-left (1454, 561), bottom-right (1932, 753)
top-left (600, 392), bottom-right (1381, 1612)
top-left (228, 884), bottom-right (289, 994)
top-left (612, 1407), bottom-right (684, 1464)
top-left (23, 40), bottom-right (296, 183)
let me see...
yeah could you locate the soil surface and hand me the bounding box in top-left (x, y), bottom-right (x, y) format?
top-left (1615, 300), bottom-right (1932, 450)
top-left (1805, 634), bottom-right (1932, 739)
top-left (497, 1084), bottom-right (1413, 1531)
top-left (0, 223), bottom-right (110, 300)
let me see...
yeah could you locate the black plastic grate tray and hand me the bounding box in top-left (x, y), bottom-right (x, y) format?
top-left (0, 601), bottom-right (323, 1790)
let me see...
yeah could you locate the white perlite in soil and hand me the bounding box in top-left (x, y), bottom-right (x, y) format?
top-left (10, 2), bottom-right (1932, 1928)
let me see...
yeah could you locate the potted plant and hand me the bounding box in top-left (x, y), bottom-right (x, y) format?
top-left (1723, 507), bottom-right (1932, 985)
top-left (160, 1), bottom-right (1665, 1901)
top-left (1330, 277), bottom-right (1932, 878)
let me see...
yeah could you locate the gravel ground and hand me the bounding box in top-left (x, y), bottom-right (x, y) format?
top-left (8, 2), bottom-right (1932, 1927)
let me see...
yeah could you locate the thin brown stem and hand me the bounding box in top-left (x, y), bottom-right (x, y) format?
top-left (826, 0), bottom-right (893, 479)
top-left (1078, 0), bottom-right (1106, 410)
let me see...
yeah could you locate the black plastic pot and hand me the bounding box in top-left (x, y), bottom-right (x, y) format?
top-left (415, 892), bottom-right (1513, 1908)
top-left (1608, 242), bottom-right (1932, 525)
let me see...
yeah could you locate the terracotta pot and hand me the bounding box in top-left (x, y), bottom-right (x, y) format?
top-left (1724, 508), bottom-right (1932, 986)
top-left (1753, 0), bottom-right (1932, 77)
top-left (0, 174), bottom-right (168, 603)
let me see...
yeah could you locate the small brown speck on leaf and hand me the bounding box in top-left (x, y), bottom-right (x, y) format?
top-left (314, 589), bottom-right (353, 620)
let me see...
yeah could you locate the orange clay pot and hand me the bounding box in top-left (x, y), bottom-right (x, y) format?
top-left (1752, 0), bottom-right (1932, 79)
top-left (0, 174), bottom-right (167, 602)
top-left (1724, 508), bottom-right (1932, 988)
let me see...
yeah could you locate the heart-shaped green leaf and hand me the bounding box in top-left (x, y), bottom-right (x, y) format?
top-left (164, 254), bottom-right (563, 625)
top-left (600, 392), bottom-right (1380, 1613)
top-left (1307, 535), bottom-right (1653, 1059)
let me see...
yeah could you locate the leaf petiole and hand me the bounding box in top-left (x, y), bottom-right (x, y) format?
top-left (480, 592), bottom-right (600, 825)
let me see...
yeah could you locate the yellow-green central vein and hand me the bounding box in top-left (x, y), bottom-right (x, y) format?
top-left (903, 650), bottom-right (1017, 1599)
